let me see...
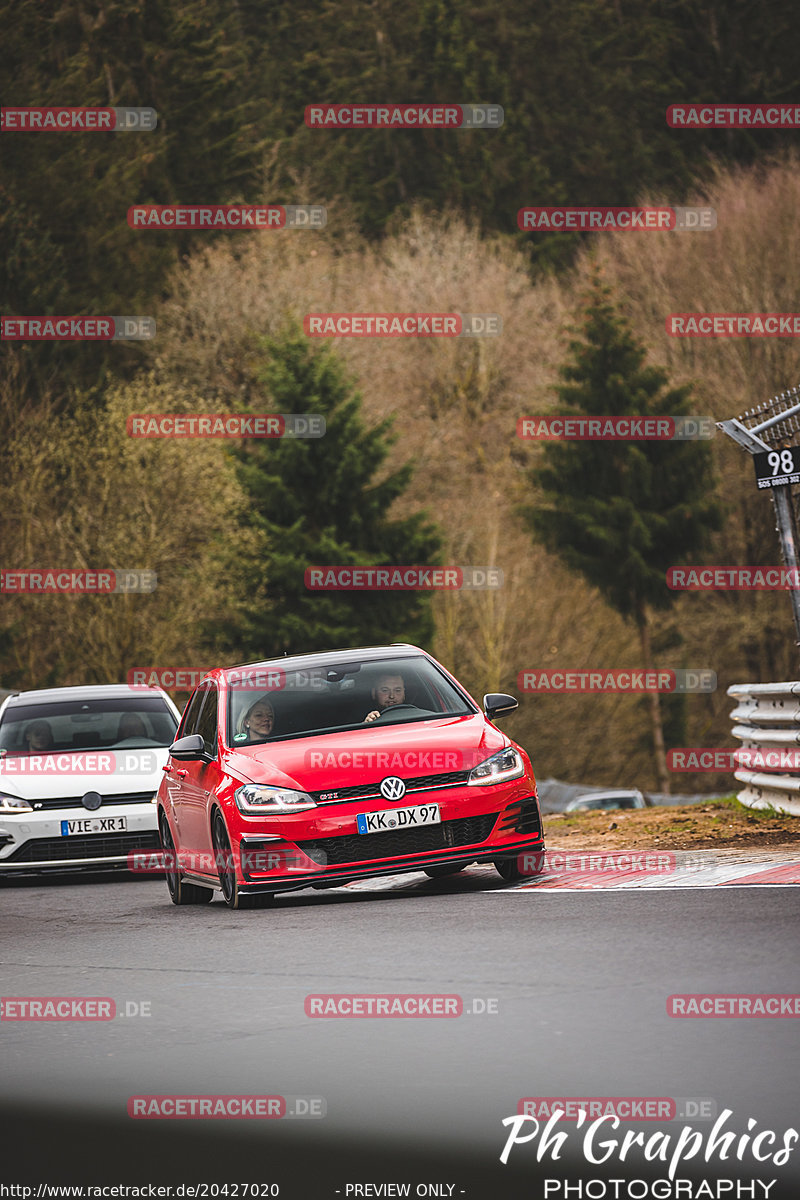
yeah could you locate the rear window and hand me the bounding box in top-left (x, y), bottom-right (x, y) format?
top-left (0, 696), bottom-right (178, 755)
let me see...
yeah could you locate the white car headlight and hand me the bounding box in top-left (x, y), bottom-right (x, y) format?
top-left (235, 784), bottom-right (317, 814)
top-left (0, 792), bottom-right (33, 813)
top-left (468, 747), bottom-right (524, 786)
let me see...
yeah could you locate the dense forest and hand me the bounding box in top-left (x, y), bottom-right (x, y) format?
top-left (2, 0), bottom-right (800, 791)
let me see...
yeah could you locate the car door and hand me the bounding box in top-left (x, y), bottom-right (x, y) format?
top-left (178, 682), bottom-right (221, 868)
top-left (164, 683), bottom-right (209, 857)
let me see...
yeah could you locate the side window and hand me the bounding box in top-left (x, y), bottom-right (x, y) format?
top-left (177, 685), bottom-right (207, 739)
top-left (195, 685), bottom-right (218, 758)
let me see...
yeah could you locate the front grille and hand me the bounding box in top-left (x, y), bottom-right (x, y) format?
top-left (297, 812), bottom-right (497, 865)
top-left (310, 770), bottom-right (469, 804)
top-left (30, 792), bottom-right (156, 811)
top-left (497, 796), bottom-right (541, 837)
top-left (6, 831), bottom-right (160, 863)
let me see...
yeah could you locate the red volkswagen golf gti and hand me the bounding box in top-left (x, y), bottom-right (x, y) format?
top-left (157, 645), bottom-right (544, 908)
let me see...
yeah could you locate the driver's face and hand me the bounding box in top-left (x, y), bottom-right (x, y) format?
top-left (373, 675), bottom-right (405, 709)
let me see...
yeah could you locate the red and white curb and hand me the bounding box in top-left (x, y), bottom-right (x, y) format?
top-left (339, 850), bottom-right (800, 892)
top-left (490, 848), bottom-right (800, 890)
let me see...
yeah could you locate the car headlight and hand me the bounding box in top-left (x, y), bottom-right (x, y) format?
top-left (0, 793), bottom-right (33, 813)
top-left (468, 747), bottom-right (524, 786)
top-left (234, 784), bottom-right (317, 814)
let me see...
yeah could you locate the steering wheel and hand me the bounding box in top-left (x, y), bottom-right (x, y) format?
top-left (374, 703), bottom-right (433, 721)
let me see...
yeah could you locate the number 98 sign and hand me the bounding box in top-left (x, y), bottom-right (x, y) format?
top-left (754, 447), bottom-right (800, 490)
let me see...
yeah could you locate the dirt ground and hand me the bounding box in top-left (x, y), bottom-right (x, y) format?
top-left (543, 797), bottom-right (800, 852)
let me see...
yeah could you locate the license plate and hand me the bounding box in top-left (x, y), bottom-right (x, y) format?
top-left (356, 804), bottom-right (440, 834)
top-left (60, 816), bottom-right (128, 836)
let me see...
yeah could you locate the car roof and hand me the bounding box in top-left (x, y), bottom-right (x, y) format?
top-left (4, 685), bottom-right (168, 707)
top-left (218, 644), bottom-right (426, 677)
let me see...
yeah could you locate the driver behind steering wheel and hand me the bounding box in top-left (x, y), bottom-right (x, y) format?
top-left (363, 672), bottom-right (406, 723)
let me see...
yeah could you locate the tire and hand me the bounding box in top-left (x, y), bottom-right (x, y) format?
top-left (211, 811), bottom-right (274, 910)
top-left (424, 861), bottom-right (470, 879)
top-left (493, 856), bottom-right (526, 883)
top-left (159, 812), bottom-right (213, 905)
top-left (494, 846), bottom-right (546, 882)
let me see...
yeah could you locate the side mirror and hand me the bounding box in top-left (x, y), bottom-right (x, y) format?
top-left (483, 693), bottom-right (519, 720)
top-left (169, 733), bottom-right (208, 761)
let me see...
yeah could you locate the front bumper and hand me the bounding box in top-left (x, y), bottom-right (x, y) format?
top-left (0, 804), bottom-right (160, 872)
top-left (189, 785), bottom-right (544, 895)
top-left (229, 835), bottom-right (547, 894)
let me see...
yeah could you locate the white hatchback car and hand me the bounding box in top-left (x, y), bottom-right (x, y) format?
top-left (0, 684), bottom-right (180, 874)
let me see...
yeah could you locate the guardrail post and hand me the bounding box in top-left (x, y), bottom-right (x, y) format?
top-left (728, 681), bottom-right (800, 816)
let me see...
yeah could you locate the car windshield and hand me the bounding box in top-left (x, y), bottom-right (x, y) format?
top-left (0, 697), bottom-right (178, 755)
top-left (225, 655), bottom-right (475, 746)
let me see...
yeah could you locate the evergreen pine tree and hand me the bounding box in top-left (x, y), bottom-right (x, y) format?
top-left (520, 264), bottom-right (721, 792)
top-left (222, 326), bottom-right (443, 659)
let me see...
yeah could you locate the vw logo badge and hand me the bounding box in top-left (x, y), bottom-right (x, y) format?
top-left (380, 776), bottom-right (406, 802)
top-left (81, 791), bottom-right (102, 811)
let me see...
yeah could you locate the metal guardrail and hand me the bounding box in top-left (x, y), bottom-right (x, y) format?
top-left (728, 681), bottom-right (800, 815)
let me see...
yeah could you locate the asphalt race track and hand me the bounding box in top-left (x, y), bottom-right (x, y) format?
top-left (1, 865), bottom-right (799, 1196)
